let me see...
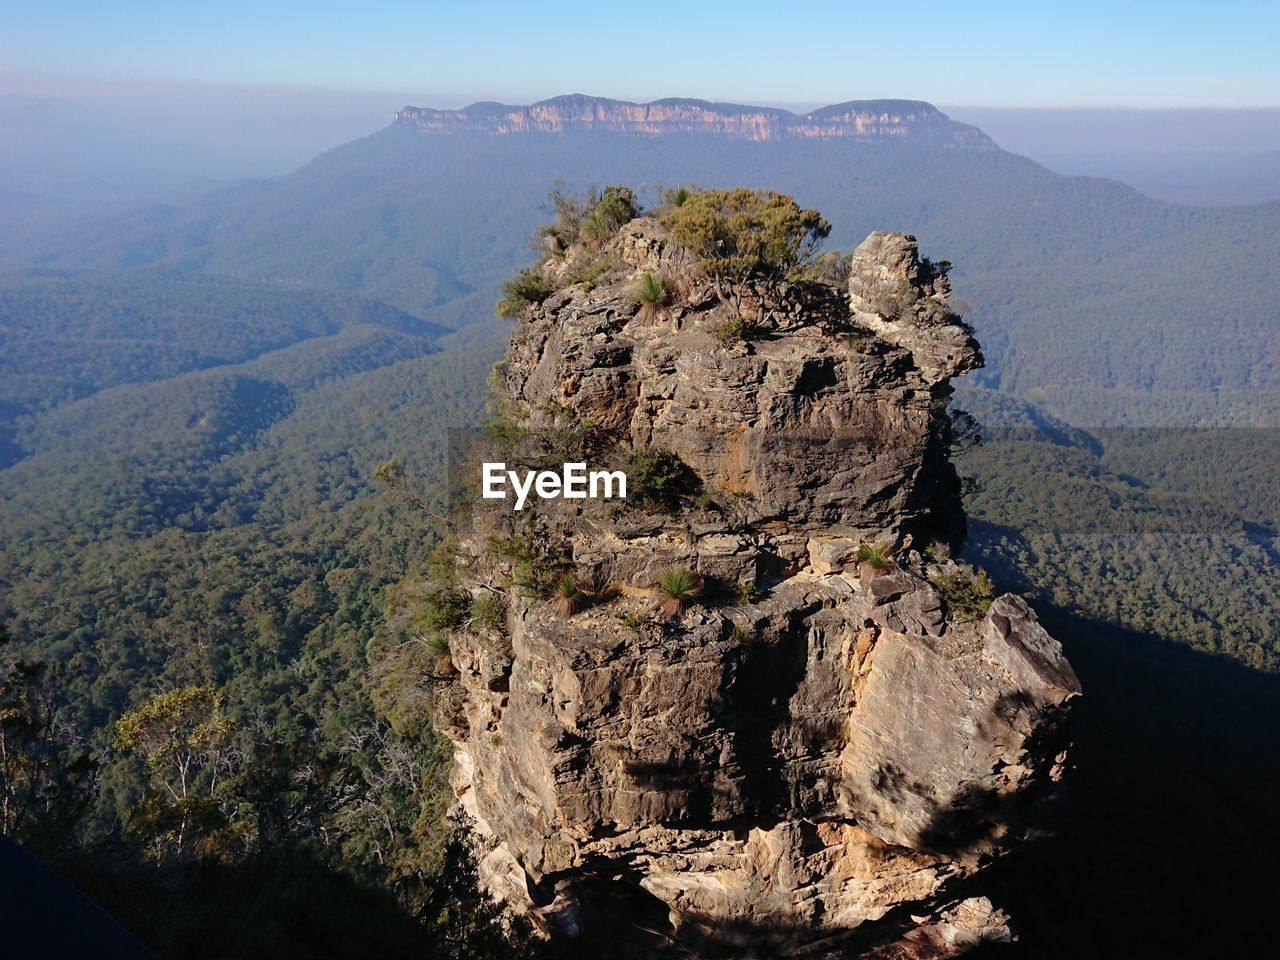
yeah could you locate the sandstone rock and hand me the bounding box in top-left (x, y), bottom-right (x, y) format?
top-left (807, 535), bottom-right (861, 574)
top-left (500, 219), bottom-right (978, 545)
top-left (980, 594), bottom-right (1081, 698)
top-left (864, 569), bottom-right (947, 637)
top-left (427, 215), bottom-right (1078, 957)
top-left (866, 897), bottom-right (1014, 958)
top-left (848, 231), bottom-right (983, 385)
top-left (395, 96), bottom-right (999, 149)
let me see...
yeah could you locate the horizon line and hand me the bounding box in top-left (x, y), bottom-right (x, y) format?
top-left (3, 73), bottom-right (1279, 113)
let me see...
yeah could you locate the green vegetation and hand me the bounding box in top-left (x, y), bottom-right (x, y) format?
top-left (426, 534), bottom-right (460, 588)
top-left (495, 267), bottom-right (553, 316)
top-left (543, 182), bottom-right (641, 250)
top-left (0, 625), bottom-right (96, 842)
top-left (408, 588), bottom-right (469, 634)
top-left (710, 315), bottom-right (753, 344)
top-left (549, 573), bottom-right (583, 617)
top-left (661, 187), bottom-right (831, 320)
top-left (112, 685), bottom-right (236, 860)
top-left (666, 185), bottom-right (691, 208)
top-left (633, 270), bottom-right (670, 321)
top-left (0, 335), bottom-right (523, 954)
top-left (543, 182), bottom-right (587, 245)
top-left (565, 251), bottom-right (617, 290)
top-left (0, 270), bottom-right (445, 436)
top-left (578, 209), bottom-right (611, 247)
top-left (480, 405), bottom-right (528, 453)
top-left (469, 593), bottom-right (507, 635)
top-left (655, 566), bottom-right (703, 620)
top-left (3, 623), bottom-right (525, 958)
top-left (623, 448), bottom-right (699, 513)
top-left (616, 610), bottom-right (652, 633)
top-left (580, 184), bottom-right (639, 246)
top-left (486, 524), bottom-right (570, 595)
top-left (955, 388), bottom-right (1280, 671)
top-left (516, 184), bottom-right (639, 297)
top-left (856, 542), bottom-right (895, 572)
top-left (931, 568), bottom-right (996, 623)
top-left (425, 632), bottom-right (451, 657)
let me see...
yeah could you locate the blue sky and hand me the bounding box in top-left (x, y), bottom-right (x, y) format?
top-left (3, 0), bottom-right (1278, 107)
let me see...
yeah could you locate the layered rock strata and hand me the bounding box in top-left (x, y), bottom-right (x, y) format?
top-left (394, 95), bottom-right (997, 148)
top-left (432, 216), bottom-right (1078, 957)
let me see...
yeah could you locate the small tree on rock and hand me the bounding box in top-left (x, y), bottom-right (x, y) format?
top-left (661, 188), bottom-right (831, 324)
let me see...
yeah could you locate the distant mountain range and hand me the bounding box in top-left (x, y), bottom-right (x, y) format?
top-left (393, 94), bottom-right (997, 147)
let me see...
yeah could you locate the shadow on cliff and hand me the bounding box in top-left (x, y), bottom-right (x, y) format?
top-left (722, 622), bottom-right (810, 813)
top-left (968, 603), bottom-right (1280, 959)
top-left (921, 685), bottom-right (1079, 860)
top-left (555, 604), bottom-right (1280, 960)
top-left (21, 838), bottom-right (487, 960)
top-left (546, 878), bottom-right (991, 960)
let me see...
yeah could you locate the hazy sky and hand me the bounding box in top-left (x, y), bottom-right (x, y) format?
top-left (4, 0), bottom-right (1279, 108)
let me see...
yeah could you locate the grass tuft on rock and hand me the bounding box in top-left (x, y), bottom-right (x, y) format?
top-left (856, 542), bottom-right (895, 572)
top-left (425, 633), bottom-right (450, 657)
top-left (656, 566), bottom-right (703, 620)
top-left (634, 271), bottom-right (671, 322)
top-left (550, 573), bottom-right (583, 617)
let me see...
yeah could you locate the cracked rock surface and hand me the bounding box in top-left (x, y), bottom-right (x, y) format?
top-left (434, 218), bottom-right (1079, 957)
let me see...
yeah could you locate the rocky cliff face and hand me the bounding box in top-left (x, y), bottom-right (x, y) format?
top-left (424, 208), bottom-right (1077, 957)
top-left (394, 95), bottom-right (996, 148)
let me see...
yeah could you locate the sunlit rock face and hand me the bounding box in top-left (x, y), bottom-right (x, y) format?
top-left (394, 95), bottom-right (998, 148)
top-left (432, 215), bottom-right (1078, 957)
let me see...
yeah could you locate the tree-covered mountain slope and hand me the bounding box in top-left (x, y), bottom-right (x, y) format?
top-left (4, 102), bottom-right (1278, 425)
top-left (0, 269), bottom-right (445, 394)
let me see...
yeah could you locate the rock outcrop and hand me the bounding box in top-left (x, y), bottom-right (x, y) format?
top-left (425, 205), bottom-right (1078, 957)
top-left (394, 95), bottom-right (997, 148)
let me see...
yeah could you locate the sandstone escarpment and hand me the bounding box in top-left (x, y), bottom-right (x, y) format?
top-left (422, 200), bottom-right (1078, 957)
top-left (394, 95), bottom-right (997, 148)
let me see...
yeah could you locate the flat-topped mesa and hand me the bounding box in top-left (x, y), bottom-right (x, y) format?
top-left (413, 191), bottom-right (1078, 958)
top-left (393, 95), bottom-right (998, 148)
